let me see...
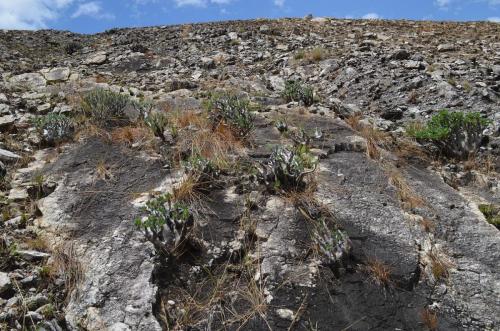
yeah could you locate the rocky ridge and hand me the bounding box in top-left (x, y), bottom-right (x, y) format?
top-left (0, 18), bottom-right (499, 331)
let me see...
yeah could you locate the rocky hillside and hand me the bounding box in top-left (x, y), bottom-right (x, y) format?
top-left (0, 18), bottom-right (499, 331)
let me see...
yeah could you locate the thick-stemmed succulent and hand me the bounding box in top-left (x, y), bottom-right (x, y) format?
top-left (260, 144), bottom-right (318, 191)
top-left (135, 194), bottom-right (194, 258)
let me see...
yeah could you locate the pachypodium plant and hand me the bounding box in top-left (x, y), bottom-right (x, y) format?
top-left (313, 218), bottom-right (352, 266)
top-left (409, 110), bottom-right (490, 159)
top-left (208, 93), bottom-right (254, 137)
top-left (282, 80), bottom-right (315, 107)
top-left (260, 144), bottom-right (318, 191)
top-left (33, 113), bottom-right (74, 146)
top-left (134, 193), bottom-right (194, 257)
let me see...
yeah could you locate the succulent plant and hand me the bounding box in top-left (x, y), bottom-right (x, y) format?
top-left (282, 80), bottom-right (315, 106)
top-left (313, 218), bottom-right (352, 266)
top-left (135, 193), bottom-right (194, 257)
top-left (260, 144), bottom-right (318, 191)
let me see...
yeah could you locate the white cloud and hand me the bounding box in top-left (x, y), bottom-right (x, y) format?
top-left (435, 0), bottom-right (452, 8)
top-left (174, 0), bottom-right (232, 7)
top-left (487, 16), bottom-right (500, 22)
top-left (274, 0), bottom-right (285, 7)
top-left (362, 13), bottom-right (380, 20)
top-left (0, 0), bottom-right (73, 30)
top-left (71, 1), bottom-right (114, 19)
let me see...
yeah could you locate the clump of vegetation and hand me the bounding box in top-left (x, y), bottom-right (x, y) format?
top-left (275, 119), bottom-right (288, 133)
top-left (260, 144), bottom-right (318, 191)
top-left (408, 110), bottom-right (490, 159)
top-left (207, 93), bottom-right (255, 137)
top-left (144, 111), bottom-right (169, 141)
top-left (282, 80), bottom-right (315, 106)
top-left (135, 193), bottom-right (194, 258)
top-left (81, 89), bottom-right (138, 128)
top-left (294, 47), bottom-right (327, 63)
top-left (420, 308), bottom-right (438, 331)
top-left (364, 258), bottom-right (393, 287)
top-left (64, 41), bottom-right (82, 55)
top-left (32, 113), bottom-right (74, 146)
top-left (313, 218), bottom-right (351, 266)
top-left (478, 204), bottom-right (500, 229)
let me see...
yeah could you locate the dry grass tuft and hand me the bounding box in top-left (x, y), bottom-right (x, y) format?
top-left (387, 169), bottom-right (426, 209)
top-left (420, 218), bottom-right (436, 233)
top-left (95, 159), bottom-right (114, 181)
top-left (427, 250), bottom-right (453, 281)
top-left (26, 235), bottom-right (49, 252)
top-left (110, 125), bottom-right (154, 147)
top-left (420, 308), bottom-right (438, 330)
top-left (172, 174), bottom-right (207, 205)
top-left (50, 244), bottom-right (84, 301)
top-left (364, 258), bottom-right (393, 287)
top-left (345, 113), bottom-right (363, 131)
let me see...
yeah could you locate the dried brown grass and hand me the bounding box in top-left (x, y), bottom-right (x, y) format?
top-left (364, 258), bottom-right (393, 287)
top-left (387, 168), bottom-right (426, 209)
top-left (420, 308), bottom-right (438, 330)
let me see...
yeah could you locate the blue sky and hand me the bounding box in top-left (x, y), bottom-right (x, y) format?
top-left (0, 0), bottom-right (499, 34)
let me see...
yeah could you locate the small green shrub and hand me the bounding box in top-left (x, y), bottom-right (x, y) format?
top-left (282, 80), bottom-right (314, 106)
top-left (81, 89), bottom-right (137, 127)
top-left (207, 93), bottom-right (255, 137)
top-left (32, 113), bottom-right (74, 146)
top-left (135, 193), bottom-right (193, 257)
top-left (408, 110), bottom-right (490, 159)
top-left (260, 144), bottom-right (318, 191)
top-left (478, 204), bottom-right (500, 229)
top-left (145, 112), bottom-right (169, 141)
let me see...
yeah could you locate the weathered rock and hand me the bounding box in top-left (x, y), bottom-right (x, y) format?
top-left (0, 273), bottom-right (12, 298)
top-left (85, 52), bottom-right (107, 65)
top-left (9, 73), bottom-right (46, 89)
top-left (16, 250), bottom-right (50, 262)
top-left (0, 148), bottom-right (21, 163)
top-left (41, 67), bottom-right (71, 82)
top-left (0, 115), bottom-right (15, 130)
top-left (438, 43), bottom-right (456, 52)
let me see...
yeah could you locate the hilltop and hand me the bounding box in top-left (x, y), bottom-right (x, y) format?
top-left (0, 18), bottom-right (499, 330)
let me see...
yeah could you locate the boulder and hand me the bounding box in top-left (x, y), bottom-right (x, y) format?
top-left (9, 73), bottom-right (46, 89)
top-left (85, 52), bottom-right (107, 65)
top-left (0, 148), bottom-right (21, 163)
top-left (0, 272), bottom-right (12, 297)
top-left (41, 67), bottom-right (71, 82)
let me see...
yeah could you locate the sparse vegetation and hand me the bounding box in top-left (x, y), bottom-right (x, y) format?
top-left (282, 80), bottom-right (315, 106)
top-left (135, 193), bottom-right (194, 258)
top-left (408, 110), bottom-right (490, 159)
top-left (32, 113), bottom-right (74, 146)
top-left (260, 144), bottom-right (318, 191)
top-left (81, 89), bottom-right (139, 128)
top-left (144, 111), bottom-right (169, 141)
top-left (64, 41), bottom-right (82, 55)
top-left (294, 47), bottom-right (327, 63)
top-left (313, 217), bottom-right (351, 266)
top-left (420, 308), bottom-right (438, 330)
top-left (478, 204), bottom-right (500, 229)
top-left (364, 258), bottom-right (393, 287)
top-left (207, 93), bottom-right (255, 137)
